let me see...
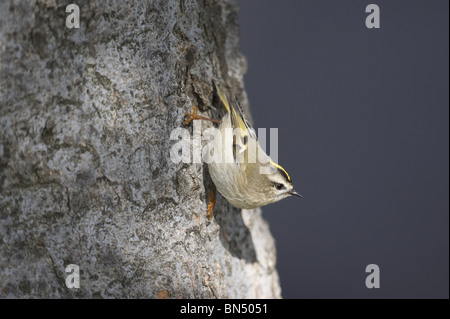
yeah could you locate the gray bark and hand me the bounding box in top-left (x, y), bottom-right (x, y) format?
top-left (0, 0), bottom-right (281, 298)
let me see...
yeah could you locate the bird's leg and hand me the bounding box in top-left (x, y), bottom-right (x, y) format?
top-left (184, 105), bottom-right (219, 220)
top-left (206, 185), bottom-right (216, 220)
top-left (184, 105), bottom-right (221, 125)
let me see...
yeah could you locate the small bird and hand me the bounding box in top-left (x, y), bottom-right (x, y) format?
top-left (185, 83), bottom-right (301, 219)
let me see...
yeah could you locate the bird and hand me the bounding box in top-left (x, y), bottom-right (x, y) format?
top-left (184, 83), bottom-right (301, 219)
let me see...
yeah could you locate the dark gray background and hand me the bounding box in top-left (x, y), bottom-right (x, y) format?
top-left (237, 0), bottom-right (449, 298)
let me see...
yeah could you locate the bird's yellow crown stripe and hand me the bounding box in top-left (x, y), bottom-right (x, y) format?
top-left (270, 160), bottom-right (292, 182)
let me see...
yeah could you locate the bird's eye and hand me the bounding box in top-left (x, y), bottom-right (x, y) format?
top-left (275, 183), bottom-right (285, 190)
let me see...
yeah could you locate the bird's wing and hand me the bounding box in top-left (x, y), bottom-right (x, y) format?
top-left (215, 83), bottom-right (255, 166)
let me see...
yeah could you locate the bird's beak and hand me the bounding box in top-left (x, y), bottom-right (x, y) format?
top-left (288, 189), bottom-right (303, 198)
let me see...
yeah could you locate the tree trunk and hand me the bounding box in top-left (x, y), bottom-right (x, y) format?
top-left (0, 0), bottom-right (281, 298)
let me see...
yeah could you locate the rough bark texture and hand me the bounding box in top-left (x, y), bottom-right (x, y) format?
top-left (0, 0), bottom-right (281, 298)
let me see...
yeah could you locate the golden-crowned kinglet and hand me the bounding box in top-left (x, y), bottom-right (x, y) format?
top-left (185, 83), bottom-right (301, 219)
